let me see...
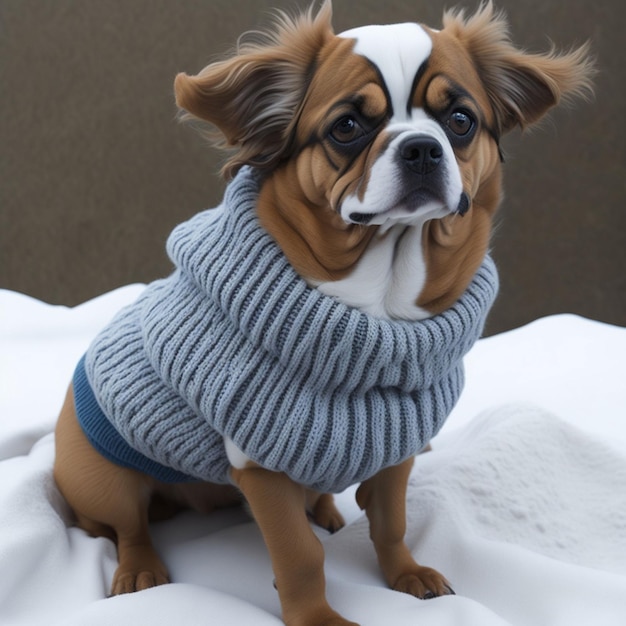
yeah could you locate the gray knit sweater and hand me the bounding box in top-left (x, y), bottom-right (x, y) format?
top-left (74, 167), bottom-right (499, 493)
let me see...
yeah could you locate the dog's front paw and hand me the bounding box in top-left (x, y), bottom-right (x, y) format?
top-left (110, 567), bottom-right (170, 595)
top-left (393, 567), bottom-right (455, 600)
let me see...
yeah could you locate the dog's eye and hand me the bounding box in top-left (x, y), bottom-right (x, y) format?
top-left (330, 116), bottom-right (365, 143)
top-left (447, 110), bottom-right (475, 137)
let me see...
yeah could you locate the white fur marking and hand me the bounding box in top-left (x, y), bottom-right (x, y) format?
top-left (225, 436), bottom-right (252, 469)
top-left (316, 220), bottom-right (436, 321)
top-left (340, 23), bottom-right (432, 122)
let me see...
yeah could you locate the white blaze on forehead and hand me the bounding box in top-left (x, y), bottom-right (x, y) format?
top-left (338, 23), bottom-right (432, 120)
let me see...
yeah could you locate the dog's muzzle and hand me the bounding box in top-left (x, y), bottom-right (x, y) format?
top-left (400, 135), bottom-right (471, 217)
top-left (344, 131), bottom-right (469, 224)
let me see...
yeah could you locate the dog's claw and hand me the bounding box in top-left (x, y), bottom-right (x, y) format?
top-left (422, 585), bottom-right (454, 599)
top-left (393, 567), bottom-right (454, 600)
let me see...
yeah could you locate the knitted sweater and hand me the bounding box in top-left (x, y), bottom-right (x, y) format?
top-left (75, 167), bottom-right (499, 493)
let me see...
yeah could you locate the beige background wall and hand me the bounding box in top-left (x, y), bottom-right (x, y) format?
top-left (1, 0), bottom-right (624, 335)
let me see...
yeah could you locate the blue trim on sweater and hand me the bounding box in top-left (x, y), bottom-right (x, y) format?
top-left (73, 355), bottom-right (196, 483)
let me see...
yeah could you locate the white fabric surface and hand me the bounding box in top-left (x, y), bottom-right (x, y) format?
top-left (1, 285), bottom-right (625, 625)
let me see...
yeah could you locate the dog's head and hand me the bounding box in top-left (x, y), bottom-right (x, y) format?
top-left (175, 1), bottom-right (592, 231)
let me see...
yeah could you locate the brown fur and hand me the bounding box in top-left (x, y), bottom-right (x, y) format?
top-left (54, 3), bottom-right (593, 625)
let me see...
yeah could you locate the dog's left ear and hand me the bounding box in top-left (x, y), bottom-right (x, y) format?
top-left (443, 1), bottom-right (595, 135)
top-left (175, 1), bottom-right (334, 178)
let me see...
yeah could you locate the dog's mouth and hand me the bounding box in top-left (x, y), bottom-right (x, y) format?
top-left (347, 190), bottom-right (470, 226)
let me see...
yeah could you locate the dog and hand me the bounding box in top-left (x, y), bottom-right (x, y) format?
top-left (54, 2), bottom-right (593, 625)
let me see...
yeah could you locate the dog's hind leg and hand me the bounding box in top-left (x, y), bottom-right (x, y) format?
top-left (306, 491), bottom-right (345, 534)
top-left (356, 456), bottom-right (454, 599)
top-left (54, 384), bottom-right (169, 595)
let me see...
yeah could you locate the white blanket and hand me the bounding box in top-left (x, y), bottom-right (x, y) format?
top-left (1, 286), bottom-right (625, 625)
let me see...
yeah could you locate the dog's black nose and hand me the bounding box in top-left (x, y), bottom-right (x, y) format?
top-left (400, 136), bottom-right (443, 175)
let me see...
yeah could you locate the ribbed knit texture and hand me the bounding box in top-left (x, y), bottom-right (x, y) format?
top-left (77, 166), bottom-right (499, 493)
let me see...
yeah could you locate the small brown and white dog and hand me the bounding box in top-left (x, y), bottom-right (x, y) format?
top-left (54, 2), bottom-right (593, 625)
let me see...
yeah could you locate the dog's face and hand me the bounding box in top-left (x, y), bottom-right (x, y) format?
top-left (175, 0), bottom-right (592, 233)
top-left (291, 21), bottom-right (500, 228)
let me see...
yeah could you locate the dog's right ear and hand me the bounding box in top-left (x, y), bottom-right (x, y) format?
top-left (175, 1), bottom-right (334, 179)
